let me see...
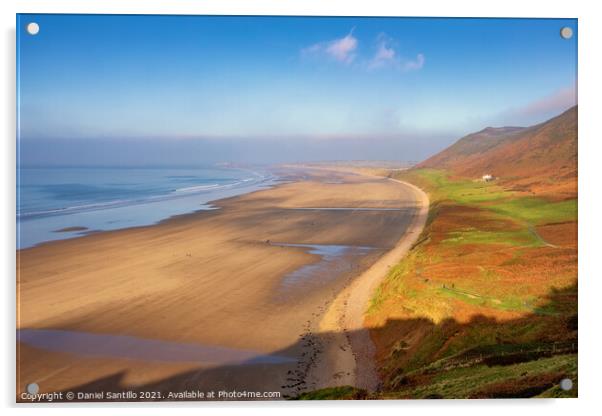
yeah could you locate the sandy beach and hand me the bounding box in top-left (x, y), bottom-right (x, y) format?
top-left (17, 167), bottom-right (425, 401)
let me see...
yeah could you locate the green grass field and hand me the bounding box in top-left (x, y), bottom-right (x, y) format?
top-left (408, 169), bottom-right (576, 226)
top-left (362, 168), bottom-right (577, 399)
top-left (294, 168), bottom-right (577, 400)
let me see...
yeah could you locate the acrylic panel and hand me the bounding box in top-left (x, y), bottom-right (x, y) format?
top-left (16, 14), bottom-right (578, 402)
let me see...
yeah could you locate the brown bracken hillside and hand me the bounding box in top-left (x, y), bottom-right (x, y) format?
top-left (361, 106), bottom-right (578, 399)
top-left (419, 106), bottom-right (577, 198)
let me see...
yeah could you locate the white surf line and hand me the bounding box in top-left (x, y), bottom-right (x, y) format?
top-left (309, 177), bottom-right (430, 393)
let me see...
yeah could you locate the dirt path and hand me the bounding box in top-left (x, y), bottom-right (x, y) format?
top-left (308, 178), bottom-right (429, 392)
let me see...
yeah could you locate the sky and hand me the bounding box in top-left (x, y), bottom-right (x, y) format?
top-left (17, 15), bottom-right (577, 166)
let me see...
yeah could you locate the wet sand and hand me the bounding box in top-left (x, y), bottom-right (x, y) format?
top-left (17, 167), bottom-right (423, 401)
top-left (309, 178), bottom-right (429, 391)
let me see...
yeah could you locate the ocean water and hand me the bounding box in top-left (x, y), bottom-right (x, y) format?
top-left (17, 166), bottom-right (275, 249)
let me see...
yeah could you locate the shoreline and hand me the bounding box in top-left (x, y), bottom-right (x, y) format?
top-left (17, 166), bottom-right (278, 250)
top-left (308, 177), bottom-right (430, 392)
top-left (17, 166), bottom-right (424, 400)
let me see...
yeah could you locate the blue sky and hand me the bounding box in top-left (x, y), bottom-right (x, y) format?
top-left (17, 15), bottom-right (577, 165)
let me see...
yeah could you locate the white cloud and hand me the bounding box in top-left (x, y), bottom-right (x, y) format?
top-left (368, 34), bottom-right (424, 72)
top-left (402, 53), bottom-right (425, 71)
top-left (368, 35), bottom-right (397, 69)
top-left (302, 29), bottom-right (358, 64)
top-left (303, 31), bottom-right (424, 73)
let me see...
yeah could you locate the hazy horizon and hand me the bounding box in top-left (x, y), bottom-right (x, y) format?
top-left (18, 15), bottom-right (577, 167)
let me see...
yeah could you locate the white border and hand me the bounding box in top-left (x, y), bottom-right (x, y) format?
top-left (0, 0), bottom-right (587, 17)
top-left (2, 1), bottom-right (601, 415)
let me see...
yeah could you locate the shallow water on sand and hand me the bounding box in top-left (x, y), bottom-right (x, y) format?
top-left (271, 243), bottom-right (374, 290)
top-left (17, 329), bottom-right (296, 365)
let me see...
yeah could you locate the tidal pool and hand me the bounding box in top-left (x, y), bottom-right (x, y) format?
top-left (271, 243), bottom-right (375, 290)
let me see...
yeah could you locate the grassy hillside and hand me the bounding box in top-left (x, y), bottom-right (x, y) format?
top-left (364, 108), bottom-right (577, 399)
top-left (419, 106), bottom-right (577, 199)
top-left (365, 168), bottom-right (577, 398)
top-left (298, 108), bottom-right (577, 399)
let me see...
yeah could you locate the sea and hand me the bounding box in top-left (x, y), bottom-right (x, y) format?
top-left (17, 166), bottom-right (276, 249)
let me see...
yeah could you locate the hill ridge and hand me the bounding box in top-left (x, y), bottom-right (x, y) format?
top-left (417, 106), bottom-right (577, 196)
